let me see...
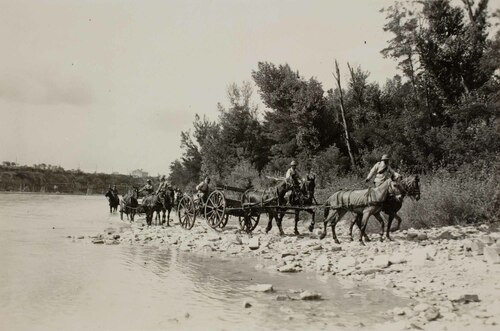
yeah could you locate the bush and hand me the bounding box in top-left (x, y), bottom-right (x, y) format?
top-left (399, 162), bottom-right (498, 228)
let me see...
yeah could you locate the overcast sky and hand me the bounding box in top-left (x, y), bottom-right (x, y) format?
top-left (1, 0), bottom-right (495, 175)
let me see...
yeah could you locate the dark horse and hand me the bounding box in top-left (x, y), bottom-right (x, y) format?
top-left (104, 189), bottom-right (120, 213)
top-left (142, 190), bottom-right (175, 226)
top-left (120, 186), bottom-right (139, 222)
top-left (348, 175), bottom-right (421, 242)
top-left (315, 177), bottom-right (404, 245)
top-left (241, 176), bottom-right (316, 236)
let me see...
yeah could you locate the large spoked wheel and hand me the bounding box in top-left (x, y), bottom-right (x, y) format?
top-left (178, 196), bottom-right (196, 230)
top-left (218, 214), bottom-right (230, 229)
top-left (240, 209), bottom-right (260, 233)
top-left (204, 190), bottom-right (226, 229)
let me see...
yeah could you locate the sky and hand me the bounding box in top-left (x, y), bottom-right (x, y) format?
top-left (1, 0), bottom-right (495, 175)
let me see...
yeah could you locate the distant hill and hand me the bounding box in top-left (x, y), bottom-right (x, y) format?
top-left (0, 163), bottom-right (156, 195)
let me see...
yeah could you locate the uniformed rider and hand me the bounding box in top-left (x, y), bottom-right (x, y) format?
top-left (156, 175), bottom-right (169, 195)
top-left (139, 179), bottom-right (154, 196)
top-left (285, 160), bottom-right (302, 191)
top-left (195, 176), bottom-right (211, 202)
top-left (111, 185), bottom-right (119, 196)
top-left (365, 154), bottom-right (400, 187)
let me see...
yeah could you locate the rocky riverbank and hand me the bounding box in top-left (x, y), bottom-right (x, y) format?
top-left (83, 217), bottom-right (500, 331)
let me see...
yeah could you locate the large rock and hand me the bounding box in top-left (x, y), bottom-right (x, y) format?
top-left (470, 240), bottom-right (485, 255)
top-left (479, 234), bottom-right (494, 245)
top-left (299, 291), bottom-right (322, 301)
top-left (246, 284), bottom-right (273, 293)
top-left (483, 246), bottom-right (500, 264)
top-left (417, 233), bottom-right (428, 241)
top-left (337, 256), bottom-right (357, 270)
top-left (389, 252), bottom-right (407, 265)
top-left (448, 292), bottom-right (480, 303)
top-left (316, 254), bottom-right (330, 271)
top-left (372, 255), bottom-right (390, 268)
top-left (425, 308), bottom-right (440, 321)
top-left (248, 237), bottom-right (260, 250)
top-left (278, 264), bottom-right (300, 273)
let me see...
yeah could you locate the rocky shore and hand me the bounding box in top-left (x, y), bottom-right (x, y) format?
top-left (82, 217), bottom-right (500, 331)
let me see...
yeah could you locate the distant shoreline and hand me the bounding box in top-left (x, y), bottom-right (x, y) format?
top-left (0, 191), bottom-right (102, 197)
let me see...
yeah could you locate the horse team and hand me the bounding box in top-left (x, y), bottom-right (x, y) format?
top-left (105, 174), bottom-right (420, 245)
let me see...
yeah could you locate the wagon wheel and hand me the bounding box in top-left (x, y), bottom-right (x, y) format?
top-left (177, 196), bottom-right (196, 230)
top-left (204, 190), bottom-right (226, 229)
top-left (240, 209), bottom-right (260, 233)
top-left (218, 213), bottom-right (230, 229)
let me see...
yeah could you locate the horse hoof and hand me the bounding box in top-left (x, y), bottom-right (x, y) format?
top-left (350, 237), bottom-right (354, 242)
top-left (319, 233), bottom-right (326, 240)
top-left (335, 240), bottom-right (341, 245)
top-left (294, 231), bottom-right (300, 236)
top-left (360, 241), bottom-right (366, 246)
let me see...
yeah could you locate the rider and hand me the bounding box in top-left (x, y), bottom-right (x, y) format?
top-left (285, 160), bottom-right (302, 192)
top-left (365, 154), bottom-right (400, 187)
top-left (156, 175), bottom-right (169, 195)
top-left (195, 176), bottom-right (211, 203)
top-left (139, 179), bottom-right (154, 197)
top-left (111, 185), bottom-right (119, 196)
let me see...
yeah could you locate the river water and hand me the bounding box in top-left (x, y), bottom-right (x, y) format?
top-left (0, 193), bottom-right (407, 331)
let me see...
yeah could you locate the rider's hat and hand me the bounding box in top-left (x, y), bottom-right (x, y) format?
top-left (290, 160), bottom-right (298, 166)
top-left (381, 154), bottom-right (390, 161)
top-left (147, 179), bottom-right (152, 183)
top-left (161, 175), bottom-right (166, 180)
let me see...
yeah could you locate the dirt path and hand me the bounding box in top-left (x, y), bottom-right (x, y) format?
top-left (87, 217), bottom-right (500, 330)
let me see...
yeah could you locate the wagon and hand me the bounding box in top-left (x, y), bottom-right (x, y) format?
top-left (176, 184), bottom-right (316, 233)
top-left (176, 185), bottom-right (257, 232)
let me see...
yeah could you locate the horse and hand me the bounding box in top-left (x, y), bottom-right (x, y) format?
top-left (348, 174), bottom-right (421, 242)
top-left (142, 190), bottom-right (174, 226)
top-left (120, 186), bottom-right (139, 222)
top-left (156, 189), bottom-right (175, 226)
top-left (104, 189), bottom-right (120, 213)
top-left (241, 176), bottom-right (316, 235)
top-left (317, 177), bottom-right (404, 245)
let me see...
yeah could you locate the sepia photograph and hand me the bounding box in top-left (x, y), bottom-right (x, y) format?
top-left (1, 0), bottom-right (499, 330)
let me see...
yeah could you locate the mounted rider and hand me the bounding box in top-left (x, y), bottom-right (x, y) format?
top-left (139, 179), bottom-right (154, 197)
top-left (365, 154), bottom-right (400, 187)
top-left (195, 176), bottom-right (211, 203)
top-left (156, 175), bottom-right (169, 195)
top-left (111, 185), bottom-right (119, 196)
top-left (285, 160), bottom-right (302, 192)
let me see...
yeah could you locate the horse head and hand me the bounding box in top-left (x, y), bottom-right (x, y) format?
top-left (301, 175), bottom-right (316, 204)
top-left (398, 174), bottom-right (421, 201)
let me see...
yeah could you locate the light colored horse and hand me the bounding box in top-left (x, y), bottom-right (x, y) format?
top-left (348, 175), bottom-right (421, 242)
top-left (319, 177), bottom-right (404, 245)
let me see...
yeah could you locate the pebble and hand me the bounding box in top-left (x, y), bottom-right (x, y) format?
top-left (248, 237), bottom-right (260, 250)
top-left (425, 308), bottom-right (440, 321)
top-left (299, 291), bottom-right (322, 301)
top-left (243, 301), bottom-right (252, 308)
top-left (246, 284), bottom-right (273, 292)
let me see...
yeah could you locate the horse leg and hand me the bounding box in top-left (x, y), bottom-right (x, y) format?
top-left (359, 210), bottom-right (374, 246)
top-left (332, 210), bottom-right (346, 245)
top-left (294, 210), bottom-right (300, 236)
top-left (349, 216), bottom-right (357, 241)
top-left (320, 209), bottom-right (335, 240)
top-left (265, 211), bottom-right (273, 233)
top-left (390, 213), bottom-right (402, 233)
top-left (373, 213), bottom-right (385, 242)
top-left (277, 212), bottom-right (285, 236)
top-left (386, 214), bottom-right (396, 241)
top-left (308, 210), bottom-right (315, 232)
top-left (166, 208), bottom-right (171, 227)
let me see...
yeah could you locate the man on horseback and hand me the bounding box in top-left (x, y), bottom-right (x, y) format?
top-left (285, 160), bottom-right (302, 191)
top-left (111, 185), bottom-right (119, 196)
top-left (365, 154), bottom-right (400, 187)
top-left (195, 176), bottom-right (211, 203)
top-left (139, 179), bottom-right (154, 197)
top-left (156, 175), bottom-right (169, 195)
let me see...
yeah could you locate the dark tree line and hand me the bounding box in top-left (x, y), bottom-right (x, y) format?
top-left (169, 0), bottom-right (499, 190)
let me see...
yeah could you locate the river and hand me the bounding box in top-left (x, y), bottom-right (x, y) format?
top-left (0, 193), bottom-right (408, 331)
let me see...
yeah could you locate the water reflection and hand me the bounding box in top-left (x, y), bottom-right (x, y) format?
top-left (0, 194), bottom-right (409, 331)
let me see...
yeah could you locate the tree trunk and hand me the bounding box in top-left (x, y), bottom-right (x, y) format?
top-left (333, 60), bottom-right (356, 170)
